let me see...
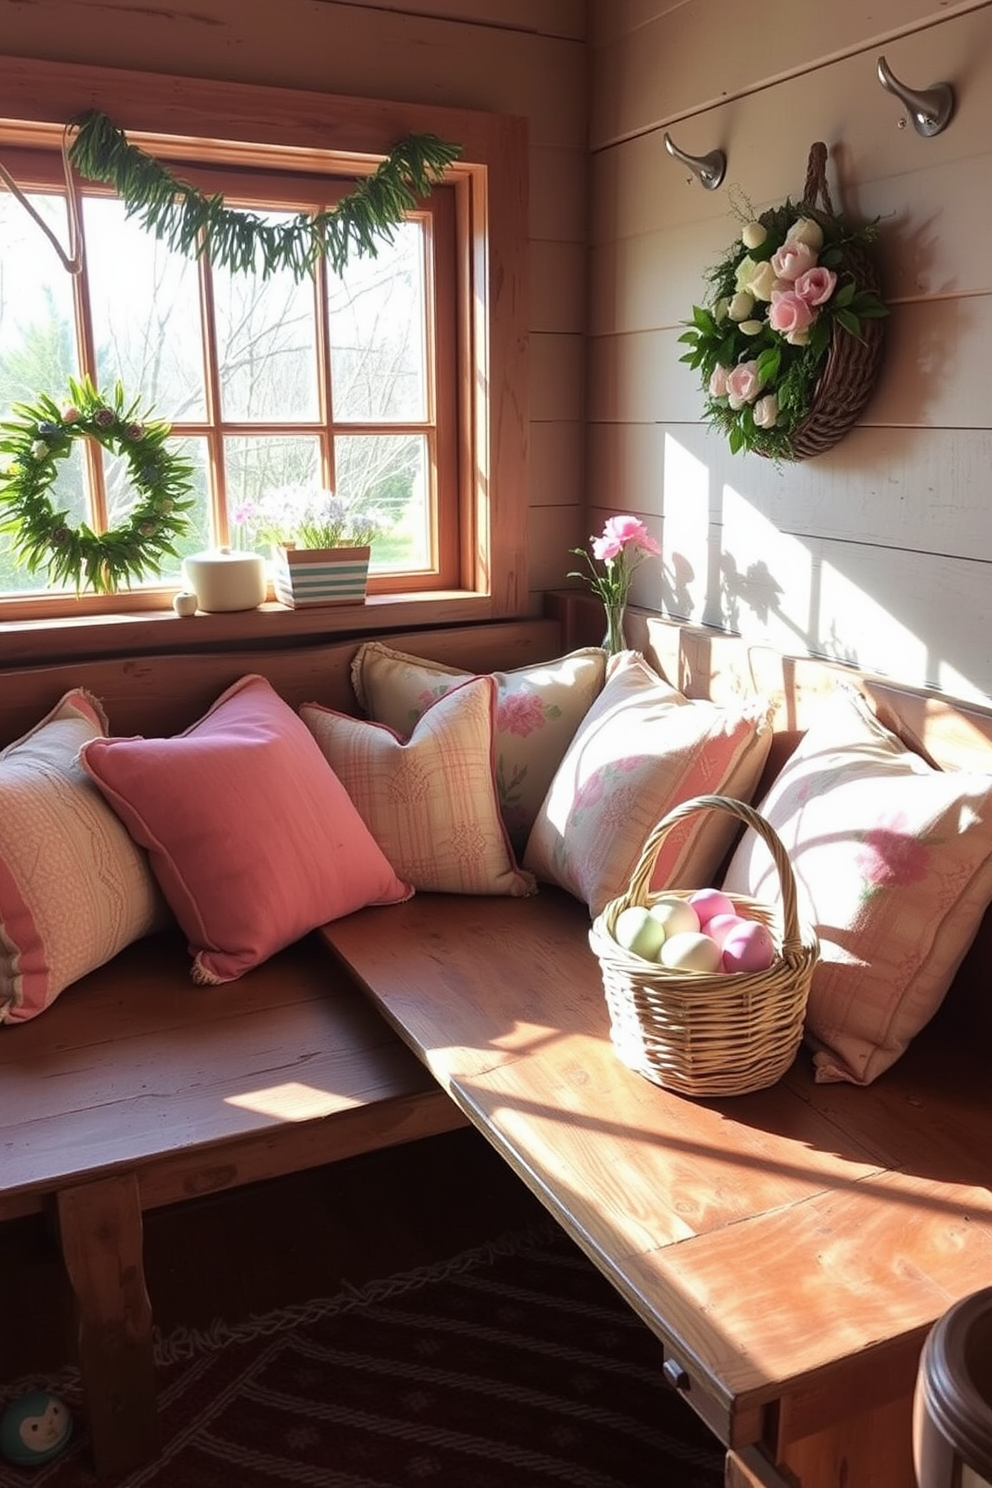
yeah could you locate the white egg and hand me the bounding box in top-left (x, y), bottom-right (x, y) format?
top-left (659, 930), bottom-right (723, 973)
top-left (613, 905), bottom-right (667, 960)
top-left (648, 895), bottom-right (700, 940)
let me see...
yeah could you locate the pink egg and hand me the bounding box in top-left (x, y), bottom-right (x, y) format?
top-left (721, 920), bottom-right (776, 974)
top-left (688, 888), bottom-right (736, 928)
top-left (705, 913), bottom-right (746, 951)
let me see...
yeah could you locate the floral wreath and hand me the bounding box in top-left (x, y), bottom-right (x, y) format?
top-left (679, 143), bottom-right (888, 462)
top-left (0, 376), bottom-right (194, 594)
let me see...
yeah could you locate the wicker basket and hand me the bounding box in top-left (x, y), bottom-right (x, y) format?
top-left (772, 142), bottom-right (885, 462)
top-left (589, 794), bottom-right (820, 1099)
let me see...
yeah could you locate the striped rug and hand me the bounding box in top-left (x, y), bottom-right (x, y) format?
top-left (0, 1222), bottom-right (724, 1487)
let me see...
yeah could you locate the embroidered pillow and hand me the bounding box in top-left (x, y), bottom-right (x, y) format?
top-left (523, 651), bottom-right (773, 918)
top-left (302, 676), bottom-right (535, 897)
top-left (350, 642), bottom-right (607, 852)
top-left (80, 674), bottom-right (412, 985)
top-left (0, 690), bottom-right (166, 1024)
top-left (722, 685), bottom-right (992, 1085)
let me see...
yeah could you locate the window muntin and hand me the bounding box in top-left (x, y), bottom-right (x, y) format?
top-left (0, 146), bottom-right (457, 608)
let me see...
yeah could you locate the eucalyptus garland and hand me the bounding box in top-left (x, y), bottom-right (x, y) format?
top-left (0, 376), bottom-right (195, 594)
top-left (67, 110), bottom-right (462, 281)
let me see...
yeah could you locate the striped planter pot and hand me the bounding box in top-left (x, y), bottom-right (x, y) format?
top-left (272, 544), bottom-right (370, 608)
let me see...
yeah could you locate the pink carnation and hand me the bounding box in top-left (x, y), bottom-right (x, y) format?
top-left (591, 514), bottom-right (661, 562)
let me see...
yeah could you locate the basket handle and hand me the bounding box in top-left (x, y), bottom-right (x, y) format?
top-left (624, 793), bottom-right (807, 961)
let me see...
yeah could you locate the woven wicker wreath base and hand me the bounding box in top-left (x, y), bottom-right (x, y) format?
top-left (769, 142), bottom-right (885, 462)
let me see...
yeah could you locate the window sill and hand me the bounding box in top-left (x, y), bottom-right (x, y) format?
top-left (0, 591), bottom-right (502, 667)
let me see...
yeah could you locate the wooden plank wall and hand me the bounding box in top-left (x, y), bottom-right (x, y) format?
top-left (587, 0), bottom-right (992, 705)
top-left (0, 0), bottom-right (589, 614)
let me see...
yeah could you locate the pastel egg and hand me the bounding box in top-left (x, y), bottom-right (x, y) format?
top-left (659, 930), bottom-right (723, 973)
top-left (721, 920), bottom-right (776, 974)
top-left (613, 905), bottom-right (667, 961)
top-left (688, 887), bottom-right (736, 927)
top-left (648, 895), bottom-right (700, 940)
top-left (705, 913), bottom-right (747, 950)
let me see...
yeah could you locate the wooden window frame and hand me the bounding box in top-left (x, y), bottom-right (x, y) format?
top-left (0, 55), bottom-right (528, 661)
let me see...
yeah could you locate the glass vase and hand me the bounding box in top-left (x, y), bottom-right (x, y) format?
top-left (601, 601), bottom-right (629, 657)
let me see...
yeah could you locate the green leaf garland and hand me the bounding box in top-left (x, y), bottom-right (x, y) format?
top-left (67, 111), bottom-right (462, 280)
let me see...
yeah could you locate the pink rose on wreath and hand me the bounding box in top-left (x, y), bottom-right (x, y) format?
top-left (770, 238), bottom-right (818, 283)
top-left (709, 365), bottom-right (729, 398)
top-left (726, 360), bottom-right (764, 409)
top-left (498, 690), bottom-right (550, 738)
top-left (768, 290), bottom-right (816, 341)
top-left (855, 813), bottom-right (932, 892)
top-left (794, 265), bottom-right (837, 307)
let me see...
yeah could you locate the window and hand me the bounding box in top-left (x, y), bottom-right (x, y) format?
top-left (0, 149), bottom-right (458, 610)
top-left (0, 59), bottom-right (527, 638)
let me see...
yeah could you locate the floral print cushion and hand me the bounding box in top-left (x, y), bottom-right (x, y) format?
top-left (723, 685), bottom-right (992, 1085)
top-left (350, 643), bottom-right (607, 854)
top-left (522, 651), bottom-right (773, 919)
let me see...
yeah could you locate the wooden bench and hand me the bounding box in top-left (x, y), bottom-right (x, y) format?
top-left (321, 611), bottom-right (992, 1488)
top-left (0, 615), bottom-right (559, 1477)
top-left (4, 607), bottom-right (992, 1487)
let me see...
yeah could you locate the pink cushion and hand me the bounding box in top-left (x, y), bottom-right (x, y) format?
top-left (301, 676), bottom-right (535, 897)
top-left (0, 690), bottom-right (166, 1023)
top-left (80, 674), bottom-right (412, 984)
top-left (350, 642), bottom-right (607, 852)
top-left (722, 686), bottom-right (992, 1084)
top-left (523, 652), bottom-right (773, 918)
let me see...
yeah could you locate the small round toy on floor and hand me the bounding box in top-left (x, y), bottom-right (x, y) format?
top-left (0, 1392), bottom-right (73, 1466)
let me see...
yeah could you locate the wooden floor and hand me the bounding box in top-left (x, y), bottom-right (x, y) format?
top-left (0, 1127), bottom-right (548, 1385)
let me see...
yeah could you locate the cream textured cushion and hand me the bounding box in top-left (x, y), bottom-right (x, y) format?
top-left (722, 685), bottom-right (992, 1085)
top-left (302, 676), bottom-right (536, 897)
top-left (350, 642), bottom-right (607, 852)
top-left (0, 690), bottom-right (166, 1023)
top-left (523, 651), bottom-right (773, 918)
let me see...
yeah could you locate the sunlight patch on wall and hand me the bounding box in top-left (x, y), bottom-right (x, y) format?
top-left (720, 483), bottom-right (814, 652)
top-left (816, 560), bottom-right (928, 677)
top-left (660, 434), bottom-right (711, 617)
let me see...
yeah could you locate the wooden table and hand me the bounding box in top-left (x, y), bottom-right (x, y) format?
top-left (324, 888), bottom-right (992, 1488)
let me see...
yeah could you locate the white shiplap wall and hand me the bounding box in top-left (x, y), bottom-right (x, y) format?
top-left (588, 0), bottom-right (992, 703)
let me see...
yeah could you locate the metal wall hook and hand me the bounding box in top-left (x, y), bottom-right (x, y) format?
top-left (876, 55), bottom-right (955, 137)
top-left (663, 132), bottom-right (726, 190)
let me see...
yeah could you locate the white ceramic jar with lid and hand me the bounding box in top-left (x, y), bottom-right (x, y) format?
top-left (182, 548), bottom-right (267, 612)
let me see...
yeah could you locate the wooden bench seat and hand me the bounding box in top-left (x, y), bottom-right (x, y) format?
top-left (323, 887), bottom-right (992, 1488)
top-left (0, 616), bottom-right (554, 1477)
top-left (0, 927), bottom-right (465, 1473)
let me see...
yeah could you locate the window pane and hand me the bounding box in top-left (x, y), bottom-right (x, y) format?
top-left (224, 435), bottom-right (321, 549)
top-left (0, 192), bottom-right (78, 410)
top-left (334, 433), bottom-right (429, 571)
top-left (214, 216), bottom-right (319, 421)
top-left (328, 222), bottom-right (426, 422)
top-left (84, 197), bottom-right (206, 422)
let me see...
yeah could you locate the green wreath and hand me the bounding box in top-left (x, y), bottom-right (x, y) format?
top-left (0, 376), bottom-right (195, 594)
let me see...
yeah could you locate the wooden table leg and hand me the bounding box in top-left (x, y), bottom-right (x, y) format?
top-left (56, 1174), bottom-right (160, 1475)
